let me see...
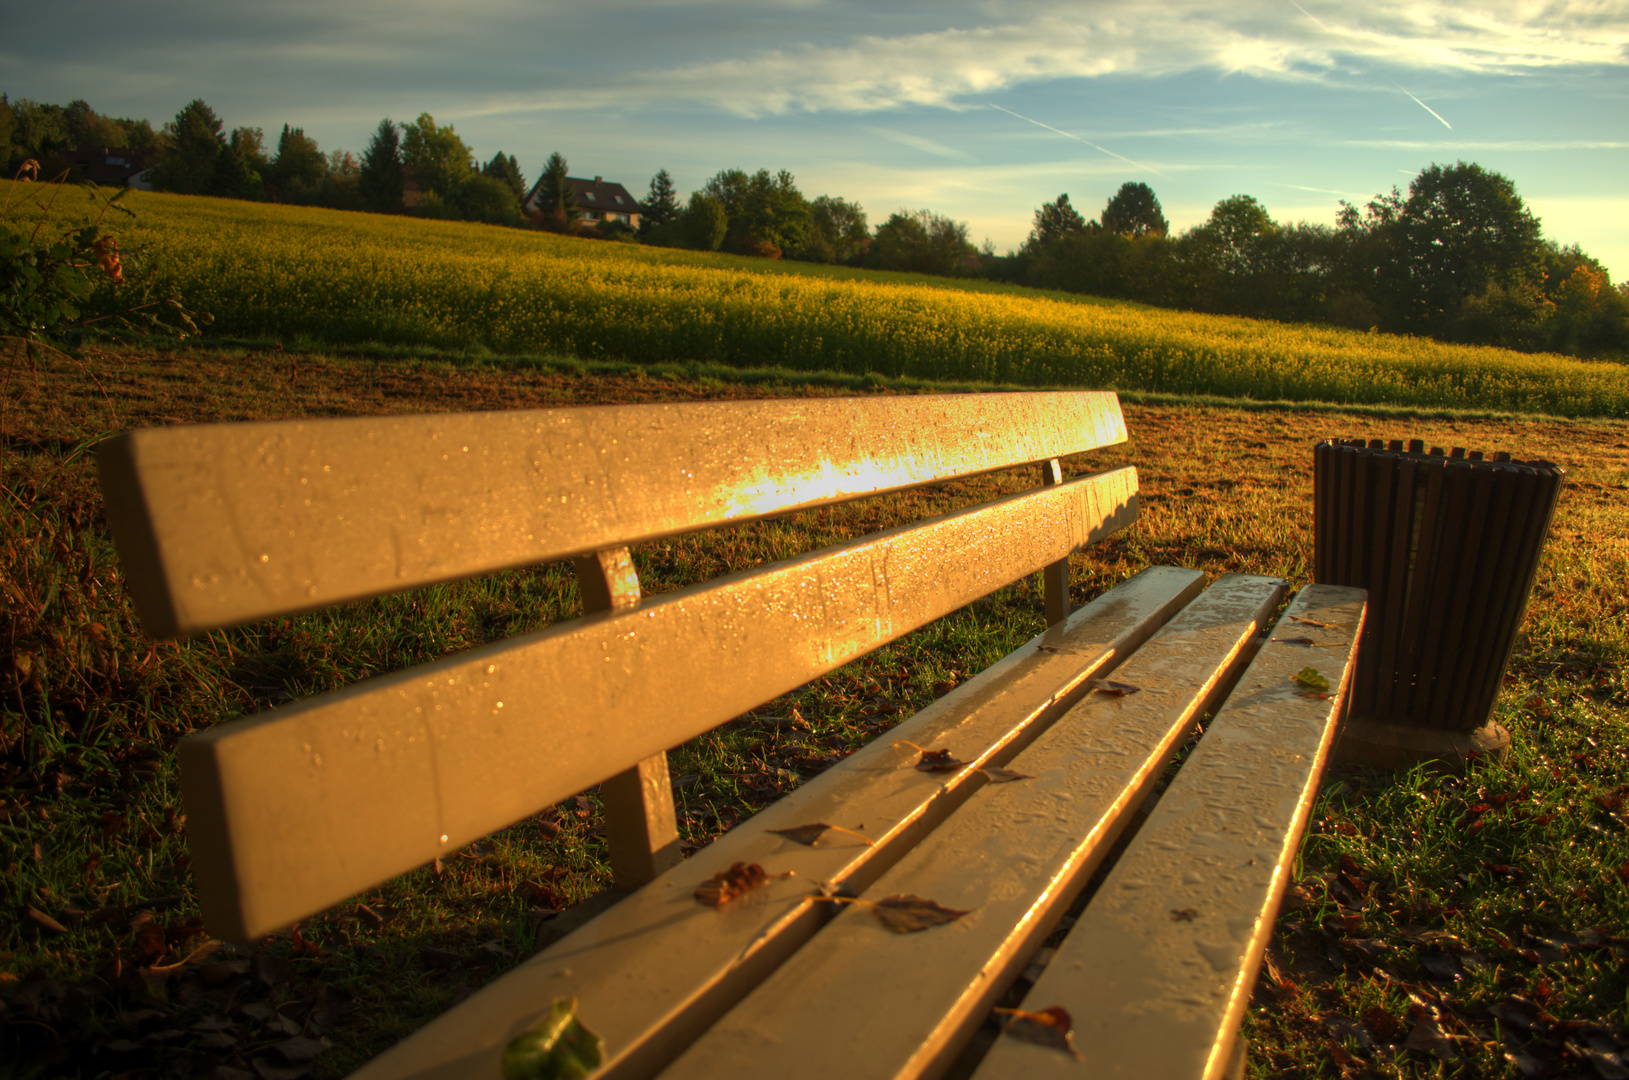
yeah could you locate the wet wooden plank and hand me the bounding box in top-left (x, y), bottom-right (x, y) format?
top-left (95, 392), bottom-right (1127, 638)
top-left (346, 567), bottom-right (1207, 1080)
top-left (657, 575), bottom-right (1290, 1080)
top-left (181, 467), bottom-right (1139, 941)
top-left (972, 584), bottom-right (1366, 1080)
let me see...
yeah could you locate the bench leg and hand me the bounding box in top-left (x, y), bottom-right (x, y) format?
top-left (1041, 458), bottom-right (1071, 625)
top-left (603, 753), bottom-right (684, 889)
top-left (574, 547), bottom-right (684, 889)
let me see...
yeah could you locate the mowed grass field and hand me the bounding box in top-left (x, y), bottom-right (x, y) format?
top-left (4, 179), bottom-right (1629, 417)
top-left (1, 344), bottom-right (1626, 1078)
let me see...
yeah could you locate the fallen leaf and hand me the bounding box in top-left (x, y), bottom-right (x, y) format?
top-left (819, 893), bottom-right (971, 933)
top-left (24, 906), bottom-right (67, 936)
top-left (1092, 679), bottom-right (1141, 696)
top-left (994, 1006), bottom-right (1083, 1061)
top-left (273, 1035), bottom-right (329, 1065)
top-left (1362, 1004), bottom-right (1405, 1043)
top-left (767, 823), bottom-right (874, 847)
top-left (1291, 615), bottom-right (1338, 628)
top-left (980, 768), bottom-right (1033, 784)
top-left (418, 946), bottom-right (463, 971)
top-left (501, 997), bottom-right (605, 1080)
top-left (1170, 908), bottom-right (1200, 922)
top-left (893, 740), bottom-right (968, 772)
top-left (1274, 636), bottom-right (1344, 647)
top-left (694, 862), bottom-right (790, 907)
top-left (1294, 667), bottom-right (1333, 698)
top-left (1403, 1012), bottom-right (1460, 1061)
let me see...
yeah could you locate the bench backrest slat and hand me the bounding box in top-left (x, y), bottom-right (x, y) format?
top-left (183, 465), bottom-right (1139, 939)
top-left (97, 392), bottom-right (1127, 638)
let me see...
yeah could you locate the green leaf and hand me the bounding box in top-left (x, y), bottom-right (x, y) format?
top-left (1293, 666), bottom-right (1332, 697)
top-left (500, 998), bottom-right (605, 1080)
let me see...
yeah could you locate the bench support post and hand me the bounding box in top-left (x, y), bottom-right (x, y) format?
top-left (1041, 458), bottom-right (1071, 625)
top-left (574, 548), bottom-right (683, 889)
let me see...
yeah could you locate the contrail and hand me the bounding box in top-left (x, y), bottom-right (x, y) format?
top-left (1396, 86), bottom-right (1452, 129)
top-left (1287, 0), bottom-right (1333, 33)
top-left (988, 103), bottom-right (1171, 179)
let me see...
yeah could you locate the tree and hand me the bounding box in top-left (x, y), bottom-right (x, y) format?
top-left (680, 191), bottom-right (728, 251)
top-left (216, 126), bottom-right (268, 200)
top-left (400, 113), bottom-right (473, 200)
top-left (1188, 195), bottom-right (1276, 277)
top-left (532, 151), bottom-right (576, 228)
top-left (271, 124), bottom-right (327, 199)
top-left (699, 168), bottom-right (808, 256)
top-left (153, 99), bottom-right (225, 195)
top-left (456, 174), bottom-right (523, 225)
top-left (359, 119), bottom-right (404, 212)
top-left (868, 209), bottom-right (974, 277)
top-left (1101, 182), bottom-right (1167, 238)
top-left (641, 169), bottom-right (680, 237)
top-left (793, 195), bottom-right (868, 264)
top-left (482, 152), bottom-right (526, 202)
top-left (1027, 193), bottom-right (1087, 250)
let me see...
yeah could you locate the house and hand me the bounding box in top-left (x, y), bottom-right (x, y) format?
top-left (60, 147), bottom-right (155, 190)
top-left (523, 175), bottom-right (642, 230)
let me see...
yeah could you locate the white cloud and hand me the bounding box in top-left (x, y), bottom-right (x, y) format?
top-left (468, 0), bottom-right (1629, 117)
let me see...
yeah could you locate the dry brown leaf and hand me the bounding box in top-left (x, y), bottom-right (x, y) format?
top-left (25, 905), bottom-right (67, 935)
top-left (694, 862), bottom-right (789, 907)
top-left (818, 893), bottom-right (971, 932)
top-left (1290, 615), bottom-right (1338, 628)
top-left (1170, 907), bottom-right (1200, 922)
top-left (980, 768), bottom-right (1033, 784)
top-left (767, 823), bottom-right (874, 847)
top-left (1092, 679), bottom-right (1141, 696)
top-left (994, 1006), bottom-right (1083, 1061)
top-left (894, 739), bottom-right (967, 773)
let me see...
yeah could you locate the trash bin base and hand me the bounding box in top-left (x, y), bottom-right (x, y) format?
top-left (1334, 715), bottom-right (1512, 769)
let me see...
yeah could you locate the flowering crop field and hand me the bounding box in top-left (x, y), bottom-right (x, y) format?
top-left (8, 182), bottom-right (1627, 416)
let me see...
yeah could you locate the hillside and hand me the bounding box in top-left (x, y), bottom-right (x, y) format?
top-left (6, 182), bottom-right (1628, 417)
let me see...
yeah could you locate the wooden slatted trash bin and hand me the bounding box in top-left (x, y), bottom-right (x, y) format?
top-left (1314, 437), bottom-right (1564, 766)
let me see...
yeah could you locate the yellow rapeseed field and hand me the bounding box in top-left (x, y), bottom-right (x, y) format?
top-left (7, 182), bottom-right (1627, 416)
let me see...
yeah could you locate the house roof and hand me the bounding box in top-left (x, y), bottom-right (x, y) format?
top-left (524, 174), bottom-right (642, 215)
top-left (60, 146), bottom-right (152, 187)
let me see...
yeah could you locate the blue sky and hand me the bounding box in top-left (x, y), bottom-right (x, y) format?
top-left (7, 1), bottom-right (1628, 277)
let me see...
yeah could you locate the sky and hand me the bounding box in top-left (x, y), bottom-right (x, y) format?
top-left (6, 0), bottom-right (1628, 278)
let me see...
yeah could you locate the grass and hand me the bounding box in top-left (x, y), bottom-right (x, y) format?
top-left (6, 179), bottom-right (1629, 416)
top-left (1, 343), bottom-right (1626, 1079)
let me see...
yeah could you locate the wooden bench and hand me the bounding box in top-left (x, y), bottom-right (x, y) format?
top-left (95, 391), bottom-right (1365, 1080)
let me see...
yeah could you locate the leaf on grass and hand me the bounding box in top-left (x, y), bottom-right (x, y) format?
top-left (1402, 1012), bottom-right (1460, 1061)
top-left (1092, 679), bottom-right (1141, 696)
top-left (501, 997), bottom-right (605, 1080)
top-left (1293, 667), bottom-right (1332, 698)
top-left (24, 905), bottom-right (67, 935)
top-left (980, 768), bottom-right (1033, 784)
top-left (893, 739), bottom-right (967, 773)
top-left (994, 1006), bottom-right (1083, 1061)
top-left (767, 823), bottom-right (874, 847)
top-left (694, 862), bottom-right (791, 907)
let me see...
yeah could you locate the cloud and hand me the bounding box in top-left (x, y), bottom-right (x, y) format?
top-left (864, 128), bottom-right (975, 161)
top-left (468, 0), bottom-right (1629, 118)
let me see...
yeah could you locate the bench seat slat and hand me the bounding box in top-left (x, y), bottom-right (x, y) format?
top-left (183, 466), bottom-right (1139, 940)
top-left (97, 392), bottom-right (1128, 638)
top-left (346, 567), bottom-right (1206, 1080)
top-left (660, 574), bottom-right (1289, 1080)
top-left (973, 584), bottom-right (1366, 1080)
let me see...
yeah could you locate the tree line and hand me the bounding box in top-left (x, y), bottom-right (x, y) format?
top-left (998, 173), bottom-right (1628, 359)
top-left (5, 94), bottom-right (1623, 358)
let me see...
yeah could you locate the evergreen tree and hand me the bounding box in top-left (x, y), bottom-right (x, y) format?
top-left (641, 168), bottom-right (679, 236)
top-left (359, 119), bottom-right (404, 212)
top-left (272, 124), bottom-right (327, 199)
top-left (482, 152), bottom-right (526, 201)
top-left (533, 151), bottom-right (575, 226)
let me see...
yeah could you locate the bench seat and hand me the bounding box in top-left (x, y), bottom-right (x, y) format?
top-left (95, 390), bottom-right (1364, 1080)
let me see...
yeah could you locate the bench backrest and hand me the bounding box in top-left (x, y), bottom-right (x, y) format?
top-left (97, 391), bottom-right (1138, 940)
